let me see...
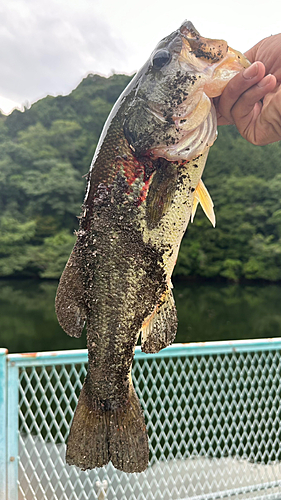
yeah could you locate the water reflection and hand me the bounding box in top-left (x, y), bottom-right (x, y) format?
top-left (0, 279), bottom-right (281, 353)
top-left (0, 280), bottom-right (86, 353)
top-left (175, 281), bottom-right (281, 343)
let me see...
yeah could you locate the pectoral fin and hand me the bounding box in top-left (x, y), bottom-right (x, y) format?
top-left (191, 179), bottom-right (216, 227)
top-left (141, 289), bottom-right (178, 353)
top-left (146, 161), bottom-right (178, 230)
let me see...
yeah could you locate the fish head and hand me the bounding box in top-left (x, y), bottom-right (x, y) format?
top-left (123, 21), bottom-right (249, 161)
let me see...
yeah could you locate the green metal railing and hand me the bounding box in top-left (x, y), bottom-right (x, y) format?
top-left (1, 340), bottom-right (281, 499)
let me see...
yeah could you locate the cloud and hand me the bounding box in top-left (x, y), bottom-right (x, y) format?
top-left (0, 0), bottom-right (280, 113)
top-left (0, 0), bottom-right (129, 105)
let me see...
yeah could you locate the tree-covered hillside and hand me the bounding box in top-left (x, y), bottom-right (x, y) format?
top-left (1, 73), bottom-right (281, 281)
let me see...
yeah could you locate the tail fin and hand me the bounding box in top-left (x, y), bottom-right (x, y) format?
top-left (66, 380), bottom-right (149, 473)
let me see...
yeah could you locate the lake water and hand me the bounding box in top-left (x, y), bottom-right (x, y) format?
top-left (0, 279), bottom-right (281, 353)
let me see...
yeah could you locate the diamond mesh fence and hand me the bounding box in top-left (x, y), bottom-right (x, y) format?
top-left (4, 341), bottom-right (281, 499)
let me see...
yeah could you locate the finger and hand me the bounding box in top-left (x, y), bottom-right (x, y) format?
top-left (231, 74), bottom-right (277, 143)
top-left (217, 62), bottom-right (265, 124)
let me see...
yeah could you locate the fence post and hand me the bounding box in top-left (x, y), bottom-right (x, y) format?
top-left (7, 358), bottom-right (19, 500)
top-left (96, 480), bottom-right (108, 500)
top-left (0, 348), bottom-right (8, 500)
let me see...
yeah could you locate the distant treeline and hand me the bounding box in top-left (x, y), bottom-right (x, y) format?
top-left (1, 73), bottom-right (281, 281)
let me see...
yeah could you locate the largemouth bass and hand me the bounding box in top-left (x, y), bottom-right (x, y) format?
top-left (55, 21), bottom-right (249, 473)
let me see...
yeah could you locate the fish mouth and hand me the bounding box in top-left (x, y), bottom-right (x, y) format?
top-left (203, 47), bottom-right (250, 98)
top-left (180, 21), bottom-right (229, 65)
top-left (179, 21), bottom-right (250, 98)
top-left (179, 22), bottom-right (250, 98)
top-left (228, 47), bottom-right (250, 69)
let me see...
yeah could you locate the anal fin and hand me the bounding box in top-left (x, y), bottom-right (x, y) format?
top-left (141, 289), bottom-right (178, 354)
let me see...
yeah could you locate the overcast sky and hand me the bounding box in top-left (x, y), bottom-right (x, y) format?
top-left (0, 0), bottom-right (280, 114)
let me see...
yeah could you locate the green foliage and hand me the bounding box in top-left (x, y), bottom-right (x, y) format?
top-left (13, 159), bottom-right (84, 218)
top-left (0, 73), bottom-right (132, 277)
top-left (175, 126), bottom-right (281, 282)
top-left (0, 215), bottom-right (36, 275)
top-left (1, 73), bottom-right (281, 281)
top-left (29, 230), bottom-right (76, 278)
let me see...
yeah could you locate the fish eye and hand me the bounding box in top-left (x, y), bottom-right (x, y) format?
top-left (152, 49), bottom-right (171, 69)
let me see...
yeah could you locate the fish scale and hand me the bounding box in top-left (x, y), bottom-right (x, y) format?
top-left (55, 20), bottom-right (249, 473)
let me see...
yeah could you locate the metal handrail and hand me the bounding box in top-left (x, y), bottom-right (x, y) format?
top-left (1, 340), bottom-right (281, 500)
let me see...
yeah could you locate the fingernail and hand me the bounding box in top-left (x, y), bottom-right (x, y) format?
top-left (257, 74), bottom-right (273, 88)
top-left (243, 63), bottom-right (259, 79)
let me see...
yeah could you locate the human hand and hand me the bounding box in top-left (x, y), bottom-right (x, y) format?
top-left (216, 34), bottom-right (281, 145)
